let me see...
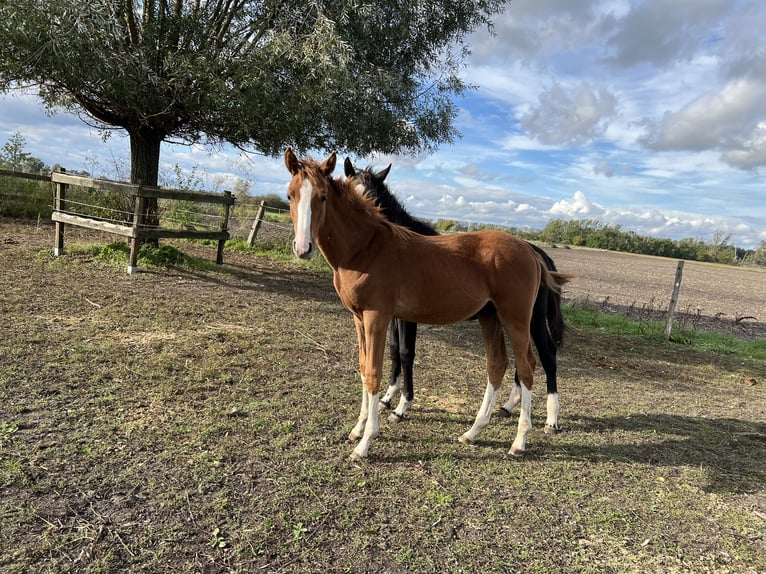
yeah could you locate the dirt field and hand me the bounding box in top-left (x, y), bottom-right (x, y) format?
top-left (548, 247), bottom-right (765, 339)
top-left (1, 218), bottom-right (764, 573)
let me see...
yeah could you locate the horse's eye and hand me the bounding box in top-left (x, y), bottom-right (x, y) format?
top-left (320, 195), bottom-right (327, 203)
top-left (286, 193), bottom-right (293, 202)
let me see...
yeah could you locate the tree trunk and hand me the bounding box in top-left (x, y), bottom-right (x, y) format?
top-left (128, 127), bottom-right (163, 246)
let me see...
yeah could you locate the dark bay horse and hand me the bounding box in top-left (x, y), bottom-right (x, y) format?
top-left (343, 159), bottom-right (566, 432)
top-left (285, 148), bottom-right (571, 459)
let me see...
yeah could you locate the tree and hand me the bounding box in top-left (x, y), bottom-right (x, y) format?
top-left (0, 0), bottom-right (508, 220)
top-left (1, 131), bottom-right (49, 173)
top-left (1, 132), bottom-right (31, 170)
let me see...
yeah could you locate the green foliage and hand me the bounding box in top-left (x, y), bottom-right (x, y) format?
top-left (0, 421), bottom-right (19, 446)
top-left (82, 242), bottom-right (216, 271)
top-left (742, 241), bottom-right (766, 266)
top-left (539, 219), bottom-right (760, 265)
top-left (563, 302), bottom-right (766, 361)
top-left (0, 176), bottom-right (51, 218)
top-left (225, 238), bottom-right (330, 271)
top-left (0, 0), bottom-right (508, 161)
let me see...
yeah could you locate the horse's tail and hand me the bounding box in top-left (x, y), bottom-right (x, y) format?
top-left (537, 256), bottom-right (574, 348)
top-left (540, 266), bottom-right (573, 297)
top-left (545, 276), bottom-right (567, 347)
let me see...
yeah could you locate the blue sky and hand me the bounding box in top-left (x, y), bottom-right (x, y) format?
top-left (1, 0), bottom-right (765, 248)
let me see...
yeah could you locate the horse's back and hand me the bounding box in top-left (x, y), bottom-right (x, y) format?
top-left (381, 230), bottom-right (541, 323)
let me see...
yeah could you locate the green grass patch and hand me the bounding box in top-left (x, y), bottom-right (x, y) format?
top-left (224, 238), bottom-right (331, 271)
top-left (71, 241), bottom-right (218, 272)
top-left (563, 302), bottom-right (766, 361)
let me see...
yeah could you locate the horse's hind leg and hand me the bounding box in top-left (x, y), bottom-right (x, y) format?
top-left (388, 320), bottom-right (417, 423)
top-left (505, 323), bottom-right (536, 456)
top-left (538, 333), bottom-right (559, 434)
top-left (459, 313), bottom-right (508, 445)
top-left (500, 293), bottom-right (561, 433)
top-left (380, 320), bottom-right (402, 411)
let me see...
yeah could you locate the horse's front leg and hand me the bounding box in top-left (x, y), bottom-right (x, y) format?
top-left (379, 320), bottom-right (401, 411)
top-left (349, 315), bottom-right (369, 441)
top-left (350, 311), bottom-right (389, 460)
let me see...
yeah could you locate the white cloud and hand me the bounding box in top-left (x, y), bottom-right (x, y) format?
top-left (604, 0), bottom-right (730, 68)
top-left (721, 122), bottom-right (766, 169)
top-left (3, 1), bottom-right (765, 249)
top-left (549, 190), bottom-right (605, 217)
top-left (522, 84), bottom-right (618, 146)
top-left (639, 78), bottom-right (766, 159)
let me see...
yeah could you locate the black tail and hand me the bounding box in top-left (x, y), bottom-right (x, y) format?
top-left (528, 243), bottom-right (568, 348)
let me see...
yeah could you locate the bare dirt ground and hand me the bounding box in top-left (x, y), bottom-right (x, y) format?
top-left (546, 246), bottom-right (766, 340)
top-left (1, 218), bottom-right (764, 574)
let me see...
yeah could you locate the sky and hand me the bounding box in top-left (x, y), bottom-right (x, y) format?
top-left (1, 0), bottom-right (765, 248)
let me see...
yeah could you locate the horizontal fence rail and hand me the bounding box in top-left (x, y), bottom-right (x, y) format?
top-left (47, 170), bottom-right (235, 273)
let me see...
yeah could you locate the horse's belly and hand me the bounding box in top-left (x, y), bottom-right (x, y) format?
top-left (394, 286), bottom-right (488, 325)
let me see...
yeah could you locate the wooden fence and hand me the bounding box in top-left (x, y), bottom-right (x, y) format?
top-left (49, 170), bottom-right (234, 273)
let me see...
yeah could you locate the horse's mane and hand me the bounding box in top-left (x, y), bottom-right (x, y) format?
top-left (356, 167), bottom-right (439, 237)
top-left (299, 158), bottom-right (416, 242)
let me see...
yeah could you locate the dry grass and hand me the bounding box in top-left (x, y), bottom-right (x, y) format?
top-left (0, 219), bottom-right (764, 573)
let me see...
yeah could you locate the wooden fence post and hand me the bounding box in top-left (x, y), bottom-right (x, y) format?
top-left (664, 260), bottom-right (685, 340)
top-left (217, 190), bottom-right (233, 267)
top-left (247, 201), bottom-right (266, 246)
top-left (53, 167), bottom-right (67, 256)
top-left (128, 191), bottom-right (146, 274)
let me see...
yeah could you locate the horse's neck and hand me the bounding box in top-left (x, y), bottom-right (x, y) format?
top-left (317, 194), bottom-right (383, 270)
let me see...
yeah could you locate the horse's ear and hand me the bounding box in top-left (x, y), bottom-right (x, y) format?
top-left (343, 157), bottom-right (355, 177)
top-left (377, 164), bottom-right (392, 182)
top-left (321, 152), bottom-right (337, 175)
top-left (284, 147), bottom-right (300, 175)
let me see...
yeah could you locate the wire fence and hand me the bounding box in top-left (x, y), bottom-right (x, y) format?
top-left (0, 168), bottom-right (295, 249)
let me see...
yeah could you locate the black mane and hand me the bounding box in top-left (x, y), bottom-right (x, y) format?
top-left (345, 160), bottom-right (439, 237)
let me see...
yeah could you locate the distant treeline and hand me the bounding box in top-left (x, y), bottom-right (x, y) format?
top-left (434, 218), bottom-right (766, 267)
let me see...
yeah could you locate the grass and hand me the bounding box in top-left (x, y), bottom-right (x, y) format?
top-left (1, 232), bottom-right (764, 573)
top-left (65, 240), bottom-right (766, 363)
top-left (563, 302), bottom-right (766, 361)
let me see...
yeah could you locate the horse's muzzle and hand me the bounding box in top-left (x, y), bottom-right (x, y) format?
top-left (293, 239), bottom-right (314, 259)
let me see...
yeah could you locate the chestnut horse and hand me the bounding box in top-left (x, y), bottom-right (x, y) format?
top-left (285, 148), bottom-right (571, 460)
top-left (343, 159), bottom-right (567, 431)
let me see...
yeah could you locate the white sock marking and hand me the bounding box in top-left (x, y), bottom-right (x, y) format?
top-left (352, 392), bottom-right (379, 459)
top-left (461, 381), bottom-right (498, 443)
top-left (510, 385), bottom-right (532, 455)
top-left (546, 393), bottom-right (560, 429)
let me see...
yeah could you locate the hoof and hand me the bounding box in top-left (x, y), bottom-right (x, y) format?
top-left (495, 407), bottom-right (512, 418)
top-left (458, 434), bottom-right (474, 445)
top-left (387, 412), bottom-right (405, 424)
top-left (544, 424), bottom-right (560, 435)
top-left (380, 399), bottom-right (391, 411)
top-left (349, 450), bottom-right (366, 462)
top-left (509, 447), bottom-right (525, 457)
top-left (348, 431), bottom-right (361, 442)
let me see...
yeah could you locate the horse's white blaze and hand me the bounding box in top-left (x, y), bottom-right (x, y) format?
top-left (293, 178), bottom-right (314, 257)
top-left (510, 384), bottom-right (532, 455)
top-left (546, 392), bottom-right (560, 429)
top-left (460, 381), bottom-right (498, 443)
